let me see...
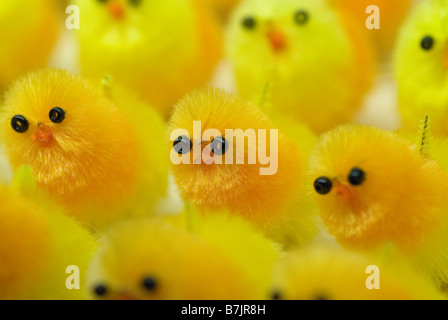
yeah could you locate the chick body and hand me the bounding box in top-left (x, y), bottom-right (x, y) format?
top-left (0, 174), bottom-right (97, 300)
top-left (395, 0), bottom-right (448, 136)
top-left (87, 213), bottom-right (280, 300)
top-left (75, 0), bottom-right (222, 118)
top-left (0, 69), bottom-right (168, 230)
top-left (168, 88), bottom-right (319, 248)
top-left (310, 124), bottom-right (448, 286)
top-left (0, 0), bottom-right (59, 91)
top-left (226, 0), bottom-right (375, 133)
top-left (273, 245), bottom-right (444, 300)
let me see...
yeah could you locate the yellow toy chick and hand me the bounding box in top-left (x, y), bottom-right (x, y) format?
top-left (0, 167), bottom-right (97, 300)
top-left (226, 0), bottom-right (375, 133)
top-left (0, 0), bottom-right (59, 91)
top-left (74, 0), bottom-right (222, 118)
top-left (0, 69), bottom-right (169, 231)
top-left (87, 213), bottom-right (280, 300)
top-left (395, 0), bottom-right (448, 136)
top-left (271, 245), bottom-right (444, 300)
top-left (168, 88), bottom-right (319, 248)
top-left (310, 124), bottom-right (448, 287)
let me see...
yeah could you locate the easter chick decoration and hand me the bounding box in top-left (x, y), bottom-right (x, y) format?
top-left (87, 213), bottom-right (280, 300)
top-left (0, 166), bottom-right (97, 300)
top-left (0, 0), bottom-right (59, 92)
top-left (168, 88), bottom-right (319, 248)
top-left (74, 0), bottom-right (222, 118)
top-left (226, 0), bottom-right (375, 133)
top-left (310, 123), bottom-right (448, 287)
top-left (271, 245), bottom-right (444, 300)
top-left (0, 69), bottom-right (169, 231)
top-left (395, 0), bottom-right (448, 136)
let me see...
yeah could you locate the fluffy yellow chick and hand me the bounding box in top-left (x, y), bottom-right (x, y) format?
top-left (74, 0), bottom-right (222, 118)
top-left (395, 0), bottom-right (448, 136)
top-left (0, 0), bottom-right (59, 91)
top-left (272, 246), bottom-right (444, 300)
top-left (168, 88), bottom-right (319, 248)
top-left (226, 0), bottom-right (375, 134)
top-left (328, 0), bottom-right (412, 57)
top-left (0, 69), bottom-right (169, 231)
top-left (0, 167), bottom-right (97, 300)
top-left (309, 124), bottom-right (448, 287)
top-left (87, 212), bottom-right (280, 300)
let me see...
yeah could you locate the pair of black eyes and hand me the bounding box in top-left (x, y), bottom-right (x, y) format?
top-left (94, 276), bottom-right (157, 297)
top-left (98, 0), bottom-right (142, 5)
top-left (173, 136), bottom-right (228, 156)
top-left (11, 107), bottom-right (65, 134)
top-left (314, 168), bottom-right (365, 195)
top-left (421, 36), bottom-right (434, 50)
top-left (242, 10), bottom-right (309, 29)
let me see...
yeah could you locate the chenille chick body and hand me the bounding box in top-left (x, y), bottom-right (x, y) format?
top-left (0, 69), bottom-right (168, 231)
top-left (87, 212), bottom-right (280, 300)
top-left (310, 124), bottom-right (448, 287)
top-left (395, 0), bottom-right (448, 137)
top-left (272, 245), bottom-right (444, 300)
top-left (226, 0), bottom-right (375, 133)
top-left (168, 88), bottom-right (319, 248)
top-left (0, 0), bottom-right (59, 92)
top-left (0, 168), bottom-right (97, 300)
top-left (74, 0), bottom-right (222, 118)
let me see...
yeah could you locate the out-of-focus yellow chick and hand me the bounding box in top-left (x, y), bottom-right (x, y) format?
top-left (74, 0), bottom-right (222, 118)
top-left (328, 0), bottom-right (412, 57)
top-left (168, 88), bottom-right (319, 248)
top-left (271, 245), bottom-right (444, 300)
top-left (226, 0), bottom-right (375, 134)
top-left (0, 69), bottom-right (169, 231)
top-left (309, 124), bottom-right (448, 287)
top-left (0, 0), bottom-right (59, 91)
top-left (0, 167), bottom-right (97, 300)
top-left (87, 212), bottom-right (280, 300)
top-left (395, 0), bottom-right (448, 136)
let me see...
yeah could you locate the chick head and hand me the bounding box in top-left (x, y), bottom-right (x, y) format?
top-left (0, 69), bottom-right (139, 209)
top-left (87, 219), bottom-right (255, 300)
top-left (309, 125), bottom-right (448, 251)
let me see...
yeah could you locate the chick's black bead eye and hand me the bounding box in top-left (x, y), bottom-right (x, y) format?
top-left (314, 177), bottom-right (332, 195)
top-left (242, 16), bottom-right (256, 29)
top-left (348, 168), bottom-right (365, 186)
top-left (421, 36), bottom-right (434, 50)
top-left (11, 115), bottom-right (29, 133)
top-left (49, 107), bottom-right (65, 124)
top-left (210, 137), bottom-right (228, 155)
top-left (271, 290), bottom-right (282, 300)
top-left (94, 284), bottom-right (107, 296)
top-left (142, 277), bottom-right (157, 291)
top-left (173, 136), bottom-right (192, 155)
top-left (294, 10), bottom-right (309, 25)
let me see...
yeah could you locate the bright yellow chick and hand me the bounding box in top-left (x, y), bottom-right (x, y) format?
top-left (271, 245), bottom-right (444, 300)
top-left (0, 0), bottom-right (59, 92)
top-left (168, 88), bottom-right (319, 248)
top-left (226, 0), bottom-right (375, 134)
top-left (0, 69), bottom-right (169, 231)
top-left (87, 213), bottom-right (280, 300)
top-left (328, 0), bottom-right (412, 57)
top-left (74, 0), bottom-right (223, 118)
top-left (309, 124), bottom-right (448, 287)
top-left (395, 0), bottom-right (448, 137)
top-left (0, 167), bottom-right (97, 300)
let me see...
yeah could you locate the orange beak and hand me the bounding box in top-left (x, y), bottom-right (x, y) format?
top-left (108, 1), bottom-right (125, 20)
top-left (444, 45), bottom-right (448, 68)
top-left (266, 29), bottom-right (287, 52)
top-left (32, 125), bottom-right (54, 146)
top-left (334, 181), bottom-right (354, 200)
